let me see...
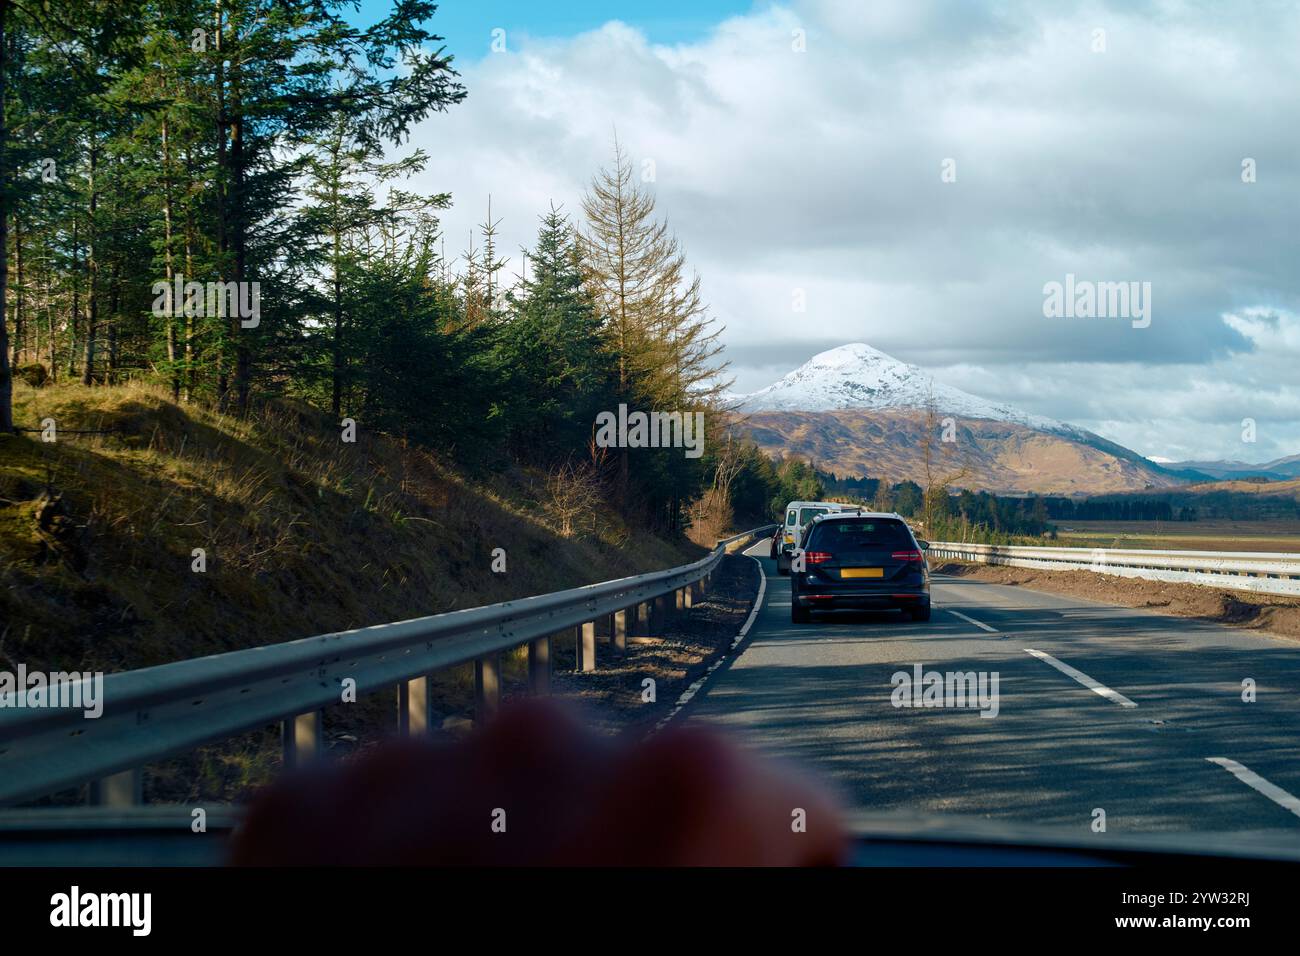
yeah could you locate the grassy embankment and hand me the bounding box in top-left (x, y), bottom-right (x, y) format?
top-left (0, 381), bottom-right (701, 801)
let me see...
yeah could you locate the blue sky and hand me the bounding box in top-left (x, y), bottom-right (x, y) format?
top-left (352, 0), bottom-right (759, 54)
top-left (343, 1), bottom-right (1300, 463)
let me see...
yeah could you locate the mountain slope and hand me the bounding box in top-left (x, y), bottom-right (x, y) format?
top-left (735, 344), bottom-right (1182, 494)
top-left (745, 409), bottom-right (1178, 494)
top-left (1162, 454), bottom-right (1300, 481)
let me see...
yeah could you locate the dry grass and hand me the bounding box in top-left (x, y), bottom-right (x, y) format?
top-left (1, 381), bottom-right (703, 802)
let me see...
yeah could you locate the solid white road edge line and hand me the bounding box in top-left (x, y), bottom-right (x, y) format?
top-left (1206, 757), bottom-right (1300, 820)
top-left (1023, 648), bottom-right (1139, 708)
top-left (652, 540), bottom-right (769, 732)
top-left (946, 608), bottom-right (999, 633)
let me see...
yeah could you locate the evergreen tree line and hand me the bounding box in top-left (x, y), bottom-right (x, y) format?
top-left (924, 490), bottom-right (1052, 543)
top-left (1042, 497), bottom-right (1197, 522)
top-left (726, 456), bottom-right (825, 524)
top-left (0, 1), bottom-right (789, 535)
top-left (823, 471), bottom-right (1054, 540)
top-left (823, 468), bottom-right (1300, 533)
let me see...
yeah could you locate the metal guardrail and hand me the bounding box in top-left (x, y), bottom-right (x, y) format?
top-left (928, 541), bottom-right (1300, 597)
top-left (0, 525), bottom-right (775, 807)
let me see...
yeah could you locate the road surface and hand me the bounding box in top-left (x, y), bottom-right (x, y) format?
top-left (683, 541), bottom-right (1300, 840)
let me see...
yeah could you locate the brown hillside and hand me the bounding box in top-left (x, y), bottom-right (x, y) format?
top-left (741, 409), bottom-right (1180, 494)
top-left (1175, 477), bottom-right (1300, 499)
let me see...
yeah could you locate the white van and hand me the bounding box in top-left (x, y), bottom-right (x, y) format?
top-left (775, 500), bottom-right (851, 575)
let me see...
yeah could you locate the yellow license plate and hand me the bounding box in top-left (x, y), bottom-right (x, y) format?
top-left (841, 567), bottom-right (884, 578)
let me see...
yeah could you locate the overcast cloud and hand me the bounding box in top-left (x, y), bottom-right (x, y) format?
top-left (402, 0), bottom-right (1300, 462)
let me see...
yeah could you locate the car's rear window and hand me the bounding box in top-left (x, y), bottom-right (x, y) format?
top-left (799, 507), bottom-right (829, 524)
top-left (807, 519), bottom-right (913, 550)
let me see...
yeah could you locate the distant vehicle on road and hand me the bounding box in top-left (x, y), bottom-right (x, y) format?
top-left (776, 500), bottom-right (850, 574)
top-left (789, 512), bottom-right (931, 623)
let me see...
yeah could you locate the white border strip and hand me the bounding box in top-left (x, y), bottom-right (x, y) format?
top-left (1024, 648), bottom-right (1138, 708)
top-left (1206, 757), bottom-right (1300, 820)
top-left (654, 542), bottom-right (768, 732)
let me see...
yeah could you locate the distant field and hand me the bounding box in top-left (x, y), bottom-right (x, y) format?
top-left (1051, 519), bottom-right (1300, 553)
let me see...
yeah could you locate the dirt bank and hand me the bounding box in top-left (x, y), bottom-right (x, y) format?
top-left (932, 560), bottom-right (1300, 642)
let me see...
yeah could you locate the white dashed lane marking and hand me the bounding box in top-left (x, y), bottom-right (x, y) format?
top-left (1206, 757), bottom-right (1300, 820)
top-left (946, 608), bottom-right (998, 633)
top-left (1024, 648), bottom-right (1138, 708)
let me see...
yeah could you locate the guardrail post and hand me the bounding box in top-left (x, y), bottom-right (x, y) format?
top-left (89, 768), bottom-right (142, 807)
top-left (398, 676), bottom-right (433, 736)
top-left (677, 587), bottom-right (687, 612)
top-left (282, 711), bottom-right (322, 768)
top-left (613, 608), bottom-right (629, 651)
top-left (475, 654), bottom-right (501, 725)
top-left (637, 601), bottom-right (651, 636)
top-left (579, 620), bottom-right (596, 672)
top-left (529, 636), bottom-right (552, 695)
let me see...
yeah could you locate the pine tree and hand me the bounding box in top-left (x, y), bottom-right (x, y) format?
top-left (497, 203), bottom-right (608, 462)
top-left (198, 0), bottom-right (467, 413)
top-left (581, 136), bottom-right (727, 517)
top-left (301, 115), bottom-right (439, 416)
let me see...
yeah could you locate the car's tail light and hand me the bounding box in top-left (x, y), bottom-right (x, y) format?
top-left (804, 551), bottom-right (832, 565)
top-left (891, 550), bottom-right (924, 562)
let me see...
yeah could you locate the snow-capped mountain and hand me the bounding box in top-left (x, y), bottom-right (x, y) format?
top-left (737, 343), bottom-right (1073, 432)
top-left (733, 343), bottom-right (1184, 493)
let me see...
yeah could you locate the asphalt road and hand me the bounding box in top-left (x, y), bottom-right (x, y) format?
top-left (683, 540), bottom-right (1300, 842)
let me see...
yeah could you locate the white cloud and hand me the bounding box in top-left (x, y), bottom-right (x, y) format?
top-left (937, 310), bottom-right (1300, 460)
top-left (402, 0), bottom-right (1300, 462)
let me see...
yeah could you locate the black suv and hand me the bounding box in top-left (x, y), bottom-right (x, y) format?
top-left (789, 513), bottom-right (931, 623)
